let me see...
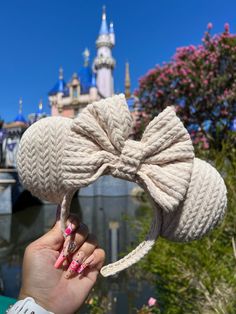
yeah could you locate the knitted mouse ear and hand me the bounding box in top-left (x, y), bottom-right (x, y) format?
top-left (160, 158), bottom-right (227, 242)
top-left (17, 117), bottom-right (72, 204)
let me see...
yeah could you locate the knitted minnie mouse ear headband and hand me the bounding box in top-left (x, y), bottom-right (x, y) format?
top-left (17, 94), bottom-right (227, 277)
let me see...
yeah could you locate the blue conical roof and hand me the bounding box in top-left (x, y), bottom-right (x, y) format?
top-left (14, 113), bottom-right (27, 123)
top-left (78, 64), bottom-right (92, 94)
top-left (49, 67), bottom-right (68, 96)
top-left (48, 78), bottom-right (67, 96)
top-left (14, 98), bottom-right (27, 123)
top-left (99, 7), bottom-right (108, 35)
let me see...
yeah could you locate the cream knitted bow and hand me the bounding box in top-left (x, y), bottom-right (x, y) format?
top-left (17, 94), bottom-right (227, 277)
top-left (63, 95), bottom-right (194, 213)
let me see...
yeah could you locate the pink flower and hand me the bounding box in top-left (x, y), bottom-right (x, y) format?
top-left (148, 297), bottom-right (157, 307)
top-left (207, 22), bottom-right (213, 30)
top-left (203, 140), bottom-right (209, 149)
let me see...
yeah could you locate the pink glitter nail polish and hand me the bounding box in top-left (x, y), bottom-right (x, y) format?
top-left (54, 251), bottom-right (66, 268)
top-left (77, 264), bottom-right (87, 274)
top-left (69, 260), bottom-right (80, 272)
top-left (64, 223), bottom-right (73, 237)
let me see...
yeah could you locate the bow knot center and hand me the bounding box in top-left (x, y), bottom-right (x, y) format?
top-left (111, 139), bottom-right (144, 181)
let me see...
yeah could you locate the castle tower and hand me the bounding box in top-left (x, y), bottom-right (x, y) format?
top-left (125, 62), bottom-right (131, 98)
top-left (28, 99), bottom-right (47, 124)
top-left (48, 67), bottom-right (68, 115)
top-left (2, 98), bottom-right (27, 168)
top-left (94, 6), bottom-right (115, 98)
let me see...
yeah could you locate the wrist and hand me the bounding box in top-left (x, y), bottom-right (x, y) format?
top-left (6, 297), bottom-right (54, 313)
top-left (19, 290), bottom-right (54, 313)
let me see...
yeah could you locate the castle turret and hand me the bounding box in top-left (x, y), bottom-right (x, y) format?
top-left (109, 21), bottom-right (115, 46)
top-left (28, 99), bottom-right (47, 124)
top-left (94, 6), bottom-right (115, 98)
top-left (2, 98), bottom-right (27, 168)
top-left (48, 67), bottom-right (68, 115)
top-left (125, 62), bottom-right (131, 98)
top-left (14, 98), bottom-right (27, 124)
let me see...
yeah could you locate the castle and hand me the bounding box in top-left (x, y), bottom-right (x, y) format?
top-left (48, 7), bottom-right (131, 118)
top-left (0, 7), bottom-right (141, 168)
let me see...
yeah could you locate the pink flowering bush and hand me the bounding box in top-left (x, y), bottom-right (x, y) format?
top-left (136, 23), bottom-right (236, 149)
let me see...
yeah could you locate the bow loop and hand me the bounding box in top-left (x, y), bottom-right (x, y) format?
top-left (72, 94), bottom-right (132, 154)
top-left (137, 106), bottom-right (194, 212)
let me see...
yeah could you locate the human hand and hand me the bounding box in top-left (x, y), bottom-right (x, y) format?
top-left (19, 215), bottom-right (105, 314)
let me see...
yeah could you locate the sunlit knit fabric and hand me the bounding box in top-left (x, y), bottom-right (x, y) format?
top-left (17, 94), bottom-right (227, 277)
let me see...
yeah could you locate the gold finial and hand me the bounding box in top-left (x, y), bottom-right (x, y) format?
top-left (83, 48), bottom-right (90, 66)
top-left (125, 62), bottom-right (131, 98)
top-left (59, 66), bottom-right (63, 80)
top-left (39, 99), bottom-right (43, 111)
top-left (102, 5), bottom-right (106, 20)
top-left (19, 97), bottom-right (23, 114)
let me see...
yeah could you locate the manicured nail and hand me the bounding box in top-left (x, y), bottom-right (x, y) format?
top-left (75, 251), bottom-right (85, 264)
top-left (77, 254), bottom-right (94, 274)
top-left (64, 240), bottom-right (77, 256)
top-left (84, 254), bottom-right (94, 265)
top-left (77, 264), bottom-right (87, 274)
top-left (54, 250), bottom-right (67, 269)
top-left (65, 260), bottom-right (81, 278)
top-left (64, 223), bottom-right (73, 237)
top-left (65, 252), bottom-right (85, 279)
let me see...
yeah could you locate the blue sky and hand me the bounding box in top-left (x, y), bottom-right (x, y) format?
top-left (0, 0), bottom-right (235, 122)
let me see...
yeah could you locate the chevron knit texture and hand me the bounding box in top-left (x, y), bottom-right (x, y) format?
top-left (17, 94), bottom-right (227, 277)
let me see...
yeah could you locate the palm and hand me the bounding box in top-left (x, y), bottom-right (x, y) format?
top-left (20, 246), bottom-right (99, 314)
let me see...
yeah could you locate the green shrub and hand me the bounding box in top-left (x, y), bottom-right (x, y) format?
top-left (133, 138), bottom-right (236, 313)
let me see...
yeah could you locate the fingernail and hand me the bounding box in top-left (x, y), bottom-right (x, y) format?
top-left (75, 251), bottom-right (85, 264)
top-left (54, 250), bottom-right (67, 269)
top-left (64, 223), bottom-right (73, 237)
top-left (84, 254), bottom-right (94, 265)
top-left (77, 264), bottom-right (87, 274)
top-left (64, 240), bottom-right (77, 256)
top-left (65, 260), bottom-right (81, 279)
top-left (65, 252), bottom-right (85, 279)
top-left (77, 254), bottom-right (94, 274)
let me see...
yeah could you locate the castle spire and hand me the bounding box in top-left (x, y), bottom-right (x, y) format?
top-left (95, 6), bottom-right (115, 97)
top-left (102, 5), bottom-right (106, 20)
top-left (109, 21), bottom-right (115, 45)
top-left (38, 99), bottom-right (43, 111)
top-left (19, 97), bottom-right (23, 114)
top-left (125, 62), bottom-right (131, 98)
top-left (83, 48), bottom-right (90, 66)
top-left (109, 21), bottom-right (114, 33)
top-left (14, 97), bottom-right (27, 123)
top-left (59, 66), bottom-right (63, 80)
top-left (99, 5), bottom-right (108, 35)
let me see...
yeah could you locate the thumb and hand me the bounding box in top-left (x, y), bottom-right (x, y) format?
top-left (33, 220), bottom-right (64, 250)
